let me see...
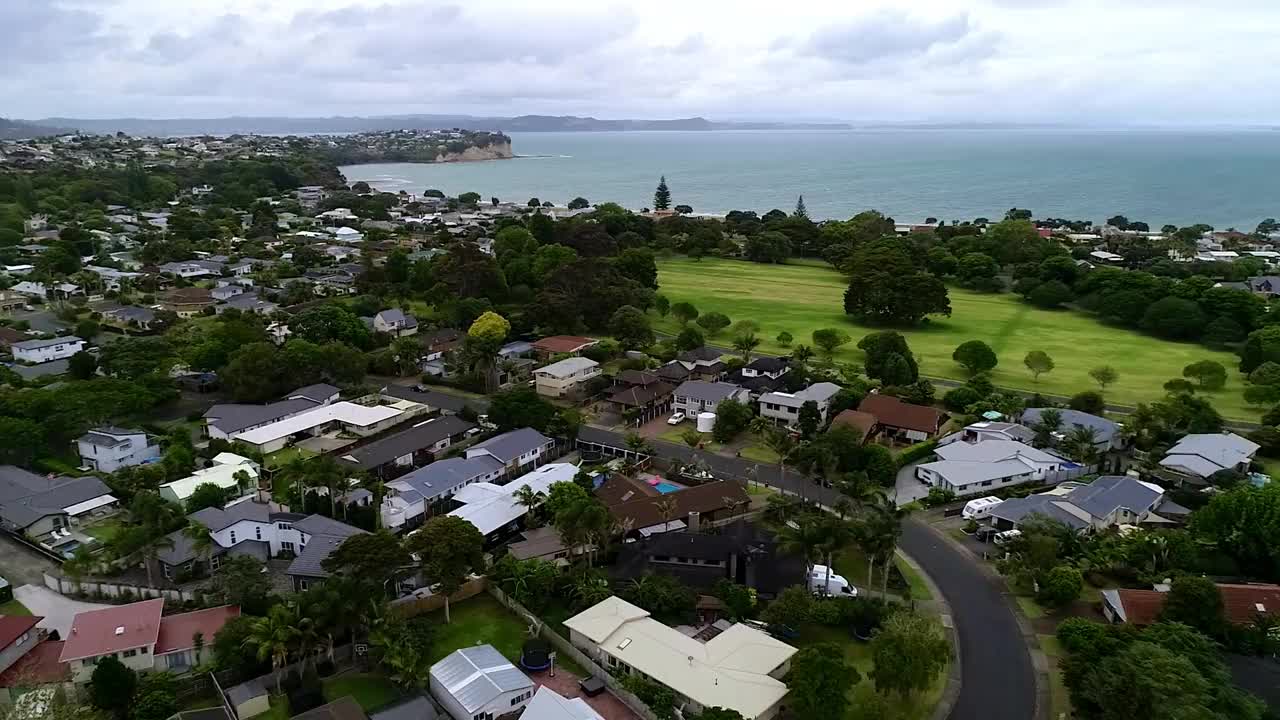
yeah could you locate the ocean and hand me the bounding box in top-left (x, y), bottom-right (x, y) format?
top-left (340, 129), bottom-right (1280, 228)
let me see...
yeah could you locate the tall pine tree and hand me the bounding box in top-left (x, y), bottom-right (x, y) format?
top-left (794, 195), bottom-right (808, 218)
top-left (653, 176), bottom-right (671, 210)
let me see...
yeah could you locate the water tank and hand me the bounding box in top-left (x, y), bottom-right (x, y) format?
top-left (696, 412), bottom-right (716, 433)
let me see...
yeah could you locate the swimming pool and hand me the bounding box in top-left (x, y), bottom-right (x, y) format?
top-left (653, 482), bottom-right (682, 494)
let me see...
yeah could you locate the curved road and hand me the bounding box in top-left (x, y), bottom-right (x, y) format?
top-left (578, 426), bottom-right (1038, 720)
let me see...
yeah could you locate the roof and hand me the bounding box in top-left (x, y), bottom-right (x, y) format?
top-left (0, 615), bottom-right (40, 650)
top-left (390, 455), bottom-right (505, 503)
top-left (606, 480), bottom-right (749, 531)
top-left (608, 381), bottom-right (675, 408)
top-left (204, 397), bottom-right (319, 435)
top-left (988, 493), bottom-right (1092, 531)
top-left (226, 678), bottom-right (268, 708)
top-left (337, 416), bottom-right (474, 470)
top-left (468, 427), bottom-right (553, 463)
top-left (1021, 408), bottom-right (1118, 445)
top-left (858, 394), bottom-right (945, 434)
top-left (761, 382), bottom-right (841, 409)
top-left (563, 597), bottom-right (795, 720)
top-left (677, 347), bottom-right (725, 363)
top-left (11, 336), bottom-right (83, 351)
top-left (161, 457), bottom-right (259, 502)
top-left (0, 640), bottom-right (69, 687)
top-left (78, 427), bottom-right (145, 447)
top-left (188, 499), bottom-right (272, 532)
top-left (830, 410), bottom-right (877, 442)
top-left (0, 471), bottom-right (116, 530)
top-left (673, 381), bottom-right (744, 404)
top-left (430, 645), bottom-right (532, 713)
top-left (155, 606), bottom-right (240, 655)
top-left (285, 515), bottom-right (366, 579)
top-left (448, 463), bottom-right (578, 535)
top-left (1063, 475), bottom-right (1162, 519)
top-left (376, 308), bottom-right (409, 324)
top-left (380, 384), bottom-right (489, 414)
top-left (535, 357), bottom-right (599, 378)
top-left (368, 696), bottom-right (438, 720)
top-left (60, 598), bottom-right (164, 662)
top-left (291, 696), bottom-right (368, 720)
top-left (745, 356), bottom-right (789, 373)
top-left (521, 687), bottom-right (603, 720)
top-left (934, 439), bottom-right (1063, 465)
top-left (532, 335), bottom-right (597, 354)
top-left (1161, 432), bottom-right (1260, 477)
top-left (233, 401), bottom-right (405, 446)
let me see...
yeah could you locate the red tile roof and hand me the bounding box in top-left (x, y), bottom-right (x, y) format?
top-left (60, 598), bottom-right (164, 662)
top-left (830, 410), bottom-right (878, 443)
top-left (1110, 583), bottom-right (1280, 626)
top-left (0, 640), bottom-right (70, 687)
top-left (858, 394), bottom-right (945, 435)
top-left (155, 605), bottom-right (240, 655)
top-left (0, 616), bottom-right (40, 651)
top-left (532, 336), bottom-right (597, 354)
top-left (1109, 589), bottom-right (1165, 626)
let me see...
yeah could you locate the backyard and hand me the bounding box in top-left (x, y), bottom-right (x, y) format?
top-left (322, 673), bottom-right (402, 712)
top-left (653, 257), bottom-right (1254, 420)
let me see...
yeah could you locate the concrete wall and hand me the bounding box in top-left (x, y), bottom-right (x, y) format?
top-left (44, 572), bottom-right (198, 603)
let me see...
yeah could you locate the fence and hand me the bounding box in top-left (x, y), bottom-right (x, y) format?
top-left (387, 576), bottom-right (488, 617)
top-left (43, 571), bottom-right (199, 603)
top-left (486, 585), bottom-right (661, 720)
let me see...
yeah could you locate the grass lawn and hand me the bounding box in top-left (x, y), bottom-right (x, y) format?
top-left (82, 518), bottom-right (125, 543)
top-left (427, 595), bottom-right (532, 665)
top-left (0, 599), bottom-right (31, 616)
top-left (738, 443), bottom-right (780, 464)
top-left (322, 673), bottom-right (402, 712)
top-left (260, 695), bottom-right (290, 720)
top-left (1038, 634), bottom-right (1073, 720)
top-left (833, 543), bottom-right (932, 601)
top-left (654, 257), bottom-right (1255, 420)
top-left (265, 446), bottom-right (318, 470)
top-left (1015, 595), bottom-right (1046, 620)
top-left (796, 624), bottom-right (947, 720)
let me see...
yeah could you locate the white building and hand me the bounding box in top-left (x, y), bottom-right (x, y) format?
top-left (533, 357), bottom-right (601, 398)
top-left (429, 645), bottom-right (534, 720)
top-left (229, 399), bottom-right (414, 454)
top-left (758, 382), bottom-right (841, 426)
top-left (12, 336), bottom-right (84, 364)
top-left (373, 309), bottom-right (418, 337)
top-left (159, 453), bottom-right (260, 505)
top-left (915, 440), bottom-right (1067, 496)
top-left (671, 381), bottom-right (750, 416)
top-left (447, 462), bottom-right (578, 538)
top-left (76, 427), bottom-right (160, 473)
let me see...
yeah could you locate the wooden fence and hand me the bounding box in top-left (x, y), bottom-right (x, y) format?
top-left (387, 576), bottom-right (488, 617)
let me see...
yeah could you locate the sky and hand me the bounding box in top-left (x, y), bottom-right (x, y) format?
top-left (7, 0), bottom-right (1280, 124)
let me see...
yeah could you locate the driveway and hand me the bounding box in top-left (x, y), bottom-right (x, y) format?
top-left (0, 536), bottom-right (60, 587)
top-left (894, 461), bottom-right (930, 507)
top-left (578, 425), bottom-right (1039, 720)
top-left (14, 585), bottom-right (112, 637)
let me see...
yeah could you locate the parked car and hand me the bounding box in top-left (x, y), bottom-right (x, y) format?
top-left (667, 411), bottom-right (686, 425)
top-left (994, 529), bottom-right (1022, 546)
top-left (809, 564), bottom-right (857, 598)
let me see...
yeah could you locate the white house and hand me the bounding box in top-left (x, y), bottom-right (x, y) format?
top-left (671, 381), bottom-right (751, 416)
top-left (229, 400), bottom-right (413, 454)
top-left (758, 382), bottom-right (841, 426)
top-left (381, 456), bottom-right (505, 531)
top-left (533, 357), bottom-right (601, 398)
top-left (915, 440), bottom-right (1067, 496)
top-left (159, 453), bottom-right (260, 506)
top-left (464, 427), bottom-right (556, 476)
top-left (429, 645), bottom-right (534, 720)
top-left (446, 462), bottom-right (578, 538)
top-left (75, 427), bottom-right (160, 473)
top-left (12, 336), bottom-right (85, 364)
top-left (373, 309), bottom-right (418, 337)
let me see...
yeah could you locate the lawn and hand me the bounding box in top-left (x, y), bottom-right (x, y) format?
top-left (1038, 634), bottom-right (1073, 720)
top-left (323, 673), bottom-right (402, 712)
top-left (82, 518), bottom-right (125, 543)
top-left (833, 542), bottom-right (932, 601)
top-left (0, 600), bottom-right (31, 616)
top-left (264, 446), bottom-right (318, 470)
top-left (654, 257), bottom-right (1255, 420)
top-left (426, 594), bottom-right (532, 665)
top-left (796, 623), bottom-right (947, 720)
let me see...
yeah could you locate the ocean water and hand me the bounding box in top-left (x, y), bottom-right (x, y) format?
top-left (341, 129), bottom-right (1280, 228)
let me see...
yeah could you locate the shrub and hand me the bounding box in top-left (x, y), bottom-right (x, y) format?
top-left (897, 439), bottom-right (938, 465)
top-left (922, 487), bottom-right (957, 507)
top-left (1036, 565), bottom-right (1084, 608)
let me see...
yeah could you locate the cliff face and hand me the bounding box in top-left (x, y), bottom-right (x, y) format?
top-left (434, 141), bottom-right (513, 163)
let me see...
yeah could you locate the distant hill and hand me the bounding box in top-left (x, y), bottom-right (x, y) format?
top-left (0, 118), bottom-right (73, 140)
top-left (30, 114), bottom-right (851, 136)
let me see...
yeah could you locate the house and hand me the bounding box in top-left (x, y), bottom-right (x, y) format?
top-left (857, 393), bottom-right (946, 442)
top-left (758, 382), bottom-right (841, 427)
top-left (464, 427), bottom-right (555, 477)
top-left (939, 421), bottom-right (1035, 447)
top-left (211, 285), bottom-right (246, 302)
top-left (829, 409), bottom-right (878, 444)
top-left (1101, 582), bottom-right (1279, 627)
top-left (157, 499), bottom-right (305, 580)
top-left (564, 596), bottom-right (796, 720)
top-left (103, 305), bottom-right (157, 330)
top-left (429, 645), bottom-right (534, 720)
top-left (601, 477), bottom-right (750, 538)
top-left (1159, 432), bottom-right (1259, 483)
top-left (159, 453), bottom-right (260, 506)
top-left (671, 381), bottom-right (750, 417)
top-left (379, 384), bottom-right (489, 419)
top-left (533, 357), bottom-right (601, 398)
top-left (284, 515), bottom-right (368, 590)
top-left (76, 427), bottom-right (161, 473)
top-left (506, 526), bottom-right (589, 564)
top-left (369, 695), bottom-right (439, 720)
top-left (1021, 408), bottom-right (1126, 451)
top-left (335, 415), bottom-right (475, 478)
top-left (606, 371), bottom-right (675, 424)
top-left (159, 260), bottom-right (224, 278)
top-left (916, 440), bottom-right (1067, 496)
top-left (228, 399), bottom-right (413, 454)
top-left (521, 687), bottom-right (604, 720)
top-left (0, 615), bottom-right (41, 675)
top-left (1247, 276), bottom-right (1280, 298)
top-left (0, 635), bottom-right (70, 700)
top-left (988, 475), bottom-right (1189, 533)
top-left (153, 605), bottom-right (240, 672)
top-left (217, 294), bottom-right (279, 316)
top-left (59, 599), bottom-right (239, 682)
top-left (203, 384), bottom-right (340, 441)
top-left (611, 521), bottom-right (804, 600)
top-left (11, 336), bottom-right (84, 364)
top-left (727, 356), bottom-right (791, 394)
top-left (381, 456), bottom-right (505, 531)
top-left (675, 347), bottom-right (727, 380)
top-left (373, 309), bottom-right (418, 337)
top-left (422, 329), bottom-right (464, 361)
top-left (0, 466), bottom-right (118, 544)
top-left (531, 335), bottom-right (598, 359)
top-left (0, 292), bottom-right (26, 314)
top-left (447, 463), bottom-right (578, 539)
top-left (159, 288), bottom-right (215, 317)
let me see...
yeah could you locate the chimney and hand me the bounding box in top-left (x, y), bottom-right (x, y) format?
top-left (687, 510), bottom-right (700, 533)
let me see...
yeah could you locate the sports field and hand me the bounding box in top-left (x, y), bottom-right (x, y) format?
top-left (653, 257), bottom-right (1256, 420)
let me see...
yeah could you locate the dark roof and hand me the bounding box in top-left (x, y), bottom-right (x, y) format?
top-left (422, 328), bottom-right (462, 347)
top-left (291, 696), bottom-right (368, 720)
top-left (615, 370), bottom-right (665, 387)
top-left (468, 428), bottom-right (553, 463)
top-left (380, 384), bottom-right (489, 414)
top-left (390, 456), bottom-right (504, 503)
top-left (0, 470), bottom-right (114, 529)
top-left (606, 480), bottom-right (750, 530)
top-left (678, 347), bottom-right (724, 363)
top-left (155, 606), bottom-right (240, 654)
top-left (286, 515), bottom-right (366, 579)
top-left (673, 381), bottom-right (743, 404)
top-left (369, 696), bottom-right (438, 720)
top-left (608, 382), bottom-right (675, 408)
top-left (858, 394), bottom-right (945, 434)
top-left (226, 678), bottom-right (268, 707)
top-left (725, 369), bottom-right (789, 394)
top-left (288, 383), bottom-right (340, 403)
top-left (745, 356), bottom-right (789, 373)
top-left (596, 475), bottom-right (660, 506)
top-left (204, 397), bottom-right (318, 435)
top-left (336, 416), bottom-right (474, 470)
top-left (188, 500), bottom-right (271, 532)
top-left (532, 335), bottom-right (597, 354)
top-left (655, 362), bottom-right (692, 382)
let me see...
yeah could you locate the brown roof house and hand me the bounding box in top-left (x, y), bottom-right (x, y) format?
top-left (531, 335), bottom-right (598, 358)
top-left (602, 477), bottom-right (750, 538)
top-left (159, 287), bottom-right (215, 317)
top-left (830, 409), bottom-right (879, 444)
top-left (858, 393), bottom-right (946, 443)
top-left (608, 370), bottom-right (675, 424)
top-left (59, 599), bottom-right (239, 682)
top-left (1102, 582), bottom-right (1280, 627)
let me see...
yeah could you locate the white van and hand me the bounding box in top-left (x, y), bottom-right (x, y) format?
top-left (962, 496), bottom-right (1004, 520)
top-left (809, 564), bottom-right (857, 598)
top-left (993, 529), bottom-right (1023, 546)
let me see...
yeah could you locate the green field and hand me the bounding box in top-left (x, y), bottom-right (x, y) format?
top-left (654, 257), bottom-right (1255, 420)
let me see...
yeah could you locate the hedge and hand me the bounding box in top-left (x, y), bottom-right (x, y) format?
top-left (897, 439), bottom-right (938, 466)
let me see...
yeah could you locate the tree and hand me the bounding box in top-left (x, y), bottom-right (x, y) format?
top-left (786, 643), bottom-right (860, 720)
top-left (68, 350), bottom-right (98, 380)
top-left (291, 304), bottom-right (372, 349)
top-left (1069, 390), bottom-right (1105, 414)
top-left (1248, 360), bottom-right (1280, 386)
top-left (487, 387), bottom-right (558, 432)
top-left (776, 331), bottom-right (793, 347)
top-left (211, 555), bottom-right (271, 612)
top-left (844, 252), bottom-right (951, 326)
top-left (811, 328), bottom-right (851, 360)
top-left (1240, 325), bottom-right (1280, 373)
top-left (406, 516), bottom-right (485, 623)
top-left (323, 531), bottom-right (412, 595)
top-left (370, 614), bottom-right (436, 689)
top-left (696, 311), bottom-right (731, 337)
top-left (674, 326), bottom-right (705, 351)
top-left (654, 295), bottom-right (670, 317)
top-left (859, 331), bottom-right (919, 384)
top-left (133, 673), bottom-right (179, 720)
top-left (956, 252), bottom-right (1000, 290)
top-left (671, 302), bottom-right (699, 326)
top-left (1076, 641), bottom-right (1225, 720)
top-left (952, 340), bottom-right (998, 376)
top-left (793, 195), bottom-right (808, 219)
top-left (797, 401), bottom-right (822, 439)
top-left (1037, 565), bottom-right (1084, 608)
top-left (1024, 350), bottom-right (1054, 382)
top-left (609, 305), bottom-right (654, 349)
top-left (1028, 280), bottom-right (1072, 309)
top-left (568, 196), bottom-right (590, 210)
top-left (1141, 297), bottom-right (1207, 340)
top-left (869, 613), bottom-right (951, 699)
top-left (712, 399), bottom-right (754, 444)
top-left (1183, 360), bottom-right (1227, 390)
top-left (185, 482), bottom-right (228, 514)
top-left (762, 585), bottom-right (813, 627)
top-left (246, 604), bottom-right (299, 694)
top-left (1089, 365), bottom-right (1119, 391)
top-left (89, 656), bottom-right (137, 718)
top-left (1160, 575), bottom-right (1224, 636)
top-left (653, 176), bottom-right (671, 211)
top-left (731, 332), bottom-right (761, 361)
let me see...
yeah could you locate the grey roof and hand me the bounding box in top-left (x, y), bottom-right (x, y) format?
top-left (380, 384), bottom-right (489, 414)
top-left (1021, 408), bottom-right (1118, 445)
top-left (11, 336), bottom-right (83, 351)
top-left (430, 645), bottom-right (531, 713)
top-left (377, 308), bottom-right (407, 324)
top-left (745, 356), bottom-right (789, 373)
top-left (157, 529), bottom-right (200, 565)
top-left (204, 397), bottom-right (319, 435)
top-left (227, 539), bottom-right (271, 562)
top-left (336, 416), bottom-right (474, 470)
top-left (1161, 433), bottom-right (1259, 477)
top-left (498, 340), bottom-right (533, 357)
top-left (188, 501), bottom-right (271, 532)
top-left (678, 347), bottom-right (724, 362)
top-left (468, 427), bottom-right (553, 463)
top-left (673, 380), bottom-right (744, 404)
top-left (226, 678), bottom-right (268, 707)
top-left (391, 455), bottom-right (504, 502)
top-left (369, 696), bottom-right (437, 720)
top-left (78, 427), bottom-right (144, 447)
top-left (1064, 475), bottom-right (1162, 518)
top-left (934, 440), bottom-right (1063, 464)
top-left (989, 494), bottom-right (1091, 531)
top-left (10, 358), bottom-right (70, 380)
top-left (106, 306), bottom-right (155, 324)
top-left (288, 383), bottom-right (340, 404)
top-left (286, 515), bottom-right (366, 579)
top-left (0, 471), bottom-right (114, 529)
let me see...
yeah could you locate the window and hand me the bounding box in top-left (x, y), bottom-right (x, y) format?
top-left (281, 541), bottom-right (295, 554)
top-left (230, 530), bottom-right (237, 544)
top-left (277, 523), bottom-right (292, 531)
top-left (123, 649), bottom-right (137, 658)
top-left (255, 526), bottom-right (262, 540)
top-left (140, 646), bottom-right (148, 654)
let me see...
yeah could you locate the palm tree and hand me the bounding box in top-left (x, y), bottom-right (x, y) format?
top-left (777, 514), bottom-right (831, 590)
top-left (861, 495), bottom-right (906, 599)
top-left (244, 604), bottom-right (299, 694)
top-left (183, 521), bottom-right (216, 576)
top-left (513, 485), bottom-right (545, 526)
top-left (1031, 409), bottom-right (1063, 448)
top-left (141, 531), bottom-right (175, 587)
top-left (762, 493), bottom-right (802, 527)
top-left (732, 333), bottom-right (761, 362)
top-left (655, 497), bottom-right (678, 530)
top-left (623, 432), bottom-right (654, 457)
top-left (791, 345), bottom-right (815, 366)
top-left (1063, 426), bottom-right (1101, 467)
top-left (763, 428), bottom-right (798, 501)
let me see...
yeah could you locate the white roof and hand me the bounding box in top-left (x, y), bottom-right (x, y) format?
top-left (534, 357), bottom-right (599, 379)
top-left (563, 597), bottom-right (796, 720)
top-left (522, 687), bottom-right (603, 720)
top-left (232, 401), bottom-right (405, 445)
top-left (64, 494), bottom-right (118, 516)
top-left (448, 462), bottom-right (578, 535)
top-left (161, 459), bottom-right (260, 501)
top-left (211, 452), bottom-right (254, 467)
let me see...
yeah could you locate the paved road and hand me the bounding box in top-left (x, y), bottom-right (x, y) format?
top-left (14, 585), bottom-right (112, 637)
top-left (579, 425), bottom-right (1039, 720)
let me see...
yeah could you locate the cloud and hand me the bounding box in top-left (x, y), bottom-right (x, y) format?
top-left (1, 0), bottom-right (123, 65)
top-left (798, 11), bottom-right (981, 65)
